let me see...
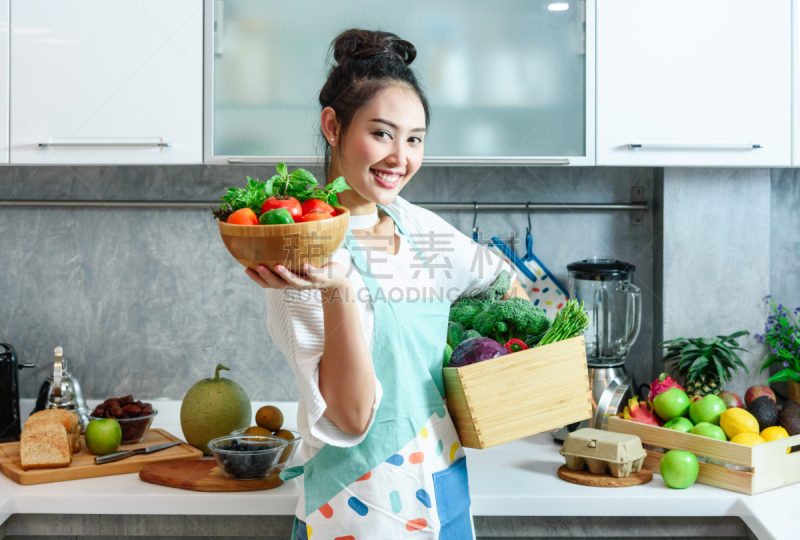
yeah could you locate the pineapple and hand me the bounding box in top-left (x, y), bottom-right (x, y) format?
top-left (684, 375), bottom-right (721, 399)
top-left (660, 331), bottom-right (750, 397)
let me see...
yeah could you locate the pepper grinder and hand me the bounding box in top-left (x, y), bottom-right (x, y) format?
top-left (34, 347), bottom-right (91, 432)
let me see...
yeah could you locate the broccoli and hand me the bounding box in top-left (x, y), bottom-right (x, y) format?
top-left (472, 297), bottom-right (552, 346)
top-left (448, 298), bottom-right (491, 329)
top-left (448, 270), bottom-right (512, 329)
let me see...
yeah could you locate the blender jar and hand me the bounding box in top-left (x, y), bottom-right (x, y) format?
top-left (567, 257), bottom-right (642, 365)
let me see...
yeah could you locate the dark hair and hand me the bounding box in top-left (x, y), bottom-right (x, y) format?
top-left (319, 29), bottom-right (430, 180)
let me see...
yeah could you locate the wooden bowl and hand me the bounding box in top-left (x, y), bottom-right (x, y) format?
top-left (218, 207), bottom-right (349, 273)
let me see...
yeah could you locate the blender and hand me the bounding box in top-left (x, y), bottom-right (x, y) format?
top-left (554, 257), bottom-right (642, 438)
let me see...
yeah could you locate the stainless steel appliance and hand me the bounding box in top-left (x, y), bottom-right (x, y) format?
top-left (34, 346), bottom-right (91, 432)
top-left (553, 258), bottom-right (643, 439)
top-left (1, 343), bottom-right (36, 443)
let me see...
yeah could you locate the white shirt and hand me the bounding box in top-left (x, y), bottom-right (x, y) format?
top-left (264, 196), bottom-right (516, 461)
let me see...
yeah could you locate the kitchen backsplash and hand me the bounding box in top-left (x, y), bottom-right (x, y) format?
top-left (0, 165), bottom-right (795, 403)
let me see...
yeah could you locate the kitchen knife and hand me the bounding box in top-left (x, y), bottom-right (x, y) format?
top-left (94, 441), bottom-right (181, 465)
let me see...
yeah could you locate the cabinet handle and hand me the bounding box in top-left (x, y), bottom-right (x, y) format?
top-left (628, 141), bottom-right (762, 150)
top-left (227, 157), bottom-right (571, 166)
top-left (39, 141), bottom-right (171, 148)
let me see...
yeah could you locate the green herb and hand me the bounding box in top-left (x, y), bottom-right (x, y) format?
top-left (535, 300), bottom-right (590, 347)
top-left (757, 296), bottom-right (800, 384)
top-left (211, 163), bottom-right (351, 220)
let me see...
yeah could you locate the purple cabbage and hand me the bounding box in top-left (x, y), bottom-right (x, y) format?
top-left (448, 337), bottom-right (508, 368)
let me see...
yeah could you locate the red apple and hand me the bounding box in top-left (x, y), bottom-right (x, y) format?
top-left (718, 391), bottom-right (744, 409)
top-left (744, 385), bottom-right (776, 406)
top-left (690, 395), bottom-right (703, 404)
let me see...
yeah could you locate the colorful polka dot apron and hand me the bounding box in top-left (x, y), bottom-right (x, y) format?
top-left (284, 205), bottom-right (474, 540)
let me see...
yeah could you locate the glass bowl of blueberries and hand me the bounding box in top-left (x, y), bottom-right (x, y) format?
top-left (207, 435), bottom-right (288, 480)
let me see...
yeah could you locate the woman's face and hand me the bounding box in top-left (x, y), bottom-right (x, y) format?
top-left (332, 85), bottom-right (426, 208)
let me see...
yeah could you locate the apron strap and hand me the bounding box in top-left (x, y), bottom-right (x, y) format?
top-left (279, 465), bottom-right (305, 481)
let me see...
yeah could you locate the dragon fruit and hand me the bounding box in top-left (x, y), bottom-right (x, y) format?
top-left (647, 373), bottom-right (685, 404)
top-left (619, 396), bottom-right (662, 426)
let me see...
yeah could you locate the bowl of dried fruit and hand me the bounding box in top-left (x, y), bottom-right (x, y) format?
top-left (90, 395), bottom-right (157, 444)
top-left (213, 163), bottom-right (351, 274)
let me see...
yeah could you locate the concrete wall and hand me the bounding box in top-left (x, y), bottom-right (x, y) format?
top-left (0, 165), bottom-right (657, 402)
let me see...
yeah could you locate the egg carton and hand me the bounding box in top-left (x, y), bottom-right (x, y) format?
top-left (560, 428), bottom-right (647, 478)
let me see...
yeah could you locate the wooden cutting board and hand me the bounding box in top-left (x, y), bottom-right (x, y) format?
top-left (557, 464), bottom-right (653, 487)
top-left (0, 428), bottom-right (203, 485)
top-left (139, 459), bottom-right (284, 492)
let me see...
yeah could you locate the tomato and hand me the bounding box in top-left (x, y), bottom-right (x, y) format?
top-left (226, 208), bottom-right (258, 225)
top-left (300, 211), bottom-right (334, 222)
top-left (301, 199), bottom-right (334, 216)
top-left (261, 196), bottom-right (302, 221)
top-left (258, 208), bottom-right (294, 225)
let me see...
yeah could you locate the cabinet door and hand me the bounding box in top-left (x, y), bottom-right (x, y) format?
top-left (597, 0), bottom-right (791, 166)
top-left (10, 0), bottom-right (202, 164)
top-left (209, 0), bottom-right (593, 165)
top-left (0, 0), bottom-right (7, 163)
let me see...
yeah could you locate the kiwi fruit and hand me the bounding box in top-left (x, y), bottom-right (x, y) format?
top-left (256, 406), bottom-right (284, 432)
top-left (273, 428), bottom-right (295, 441)
top-left (244, 426), bottom-right (272, 436)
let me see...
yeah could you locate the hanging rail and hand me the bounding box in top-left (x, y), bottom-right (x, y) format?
top-left (0, 200), bottom-right (647, 211)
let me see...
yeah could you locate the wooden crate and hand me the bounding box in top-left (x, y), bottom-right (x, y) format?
top-left (443, 335), bottom-right (592, 449)
top-left (608, 416), bottom-right (800, 495)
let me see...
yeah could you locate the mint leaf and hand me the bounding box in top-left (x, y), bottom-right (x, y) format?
top-left (289, 168), bottom-right (317, 185)
top-left (325, 176), bottom-right (350, 194)
top-left (276, 162), bottom-right (288, 178)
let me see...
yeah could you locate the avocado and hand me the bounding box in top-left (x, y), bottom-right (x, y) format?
top-left (747, 395), bottom-right (779, 432)
top-left (780, 403), bottom-right (800, 436)
top-left (782, 400), bottom-right (800, 415)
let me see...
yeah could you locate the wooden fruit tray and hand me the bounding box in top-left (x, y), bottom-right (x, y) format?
top-left (608, 416), bottom-right (800, 495)
top-left (0, 428), bottom-right (203, 485)
top-left (443, 336), bottom-right (592, 449)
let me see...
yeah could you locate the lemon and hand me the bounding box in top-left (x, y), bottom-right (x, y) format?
top-left (730, 433), bottom-right (766, 446)
top-left (719, 408), bottom-right (759, 439)
top-left (761, 426), bottom-right (789, 442)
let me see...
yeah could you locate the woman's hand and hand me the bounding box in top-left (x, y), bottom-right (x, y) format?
top-left (245, 261), bottom-right (349, 296)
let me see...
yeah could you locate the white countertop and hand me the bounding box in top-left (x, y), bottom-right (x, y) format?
top-left (2, 400), bottom-right (799, 540)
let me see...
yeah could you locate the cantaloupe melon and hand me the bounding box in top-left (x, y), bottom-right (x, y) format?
top-left (180, 364), bottom-right (251, 454)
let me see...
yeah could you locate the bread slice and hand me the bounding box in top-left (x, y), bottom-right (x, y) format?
top-left (20, 422), bottom-right (71, 470)
top-left (25, 409), bottom-right (81, 453)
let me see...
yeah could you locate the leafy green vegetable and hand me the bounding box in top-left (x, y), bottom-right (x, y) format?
top-left (472, 297), bottom-right (552, 346)
top-left (212, 163), bottom-right (351, 220)
top-left (536, 300), bottom-right (590, 347)
top-left (449, 298), bottom-right (491, 329)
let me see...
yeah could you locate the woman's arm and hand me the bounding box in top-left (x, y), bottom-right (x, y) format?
top-left (317, 280), bottom-right (376, 436)
top-left (503, 278), bottom-right (531, 301)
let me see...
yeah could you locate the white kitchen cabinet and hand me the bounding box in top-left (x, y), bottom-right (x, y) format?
top-left (10, 0), bottom-right (203, 165)
top-left (596, 0), bottom-right (791, 167)
top-left (0, 0), bottom-right (8, 163)
top-left (207, 0), bottom-right (595, 165)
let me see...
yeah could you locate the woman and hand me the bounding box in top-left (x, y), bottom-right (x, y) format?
top-left (247, 29), bottom-right (530, 540)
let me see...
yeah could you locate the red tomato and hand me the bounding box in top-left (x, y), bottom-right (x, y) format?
top-left (261, 196), bottom-right (302, 220)
top-left (300, 211), bottom-right (334, 222)
top-left (226, 208), bottom-right (258, 225)
top-left (301, 199), bottom-right (334, 216)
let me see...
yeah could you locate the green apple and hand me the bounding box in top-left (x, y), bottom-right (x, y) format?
top-left (653, 388), bottom-right (691, 421)
top-left (689, 395), bottom-right (727, 425)
top-left (691, 421), bottom-right (727, 441)
top-left (663, 416), bottom-right (694, 433)
top-left (85, 418), bottom-right (122, 455)
top-left (660, 449), bottom-right (699, 489)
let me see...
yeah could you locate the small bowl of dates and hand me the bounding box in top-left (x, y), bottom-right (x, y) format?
top-left (90, 396), bottom-right (157, 444)
top-left (207, 435), bottom-right (287, 480)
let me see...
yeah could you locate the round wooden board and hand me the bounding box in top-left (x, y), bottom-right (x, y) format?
top-left (139, 459), bottom-right (284, 492)
top-left (557, 465), bottom-right (653, 487)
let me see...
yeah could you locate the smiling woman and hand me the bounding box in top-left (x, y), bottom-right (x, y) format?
top-left (247, 28), bottom-right (526, 540)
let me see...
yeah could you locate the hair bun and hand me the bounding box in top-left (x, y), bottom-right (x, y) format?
top-left (333, 29), bottom-right (417, 67)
